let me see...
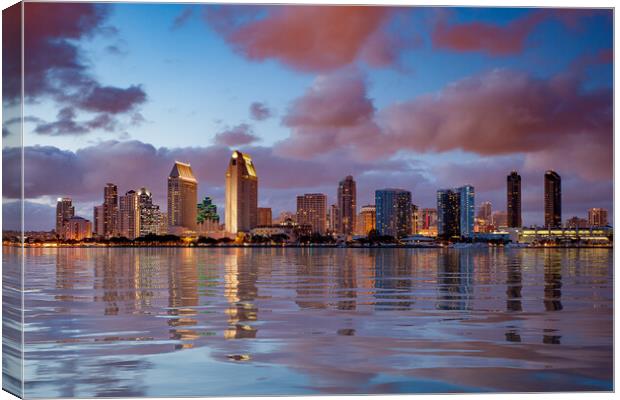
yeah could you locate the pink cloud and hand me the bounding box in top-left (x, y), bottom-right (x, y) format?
top-left (249, 102), bottom-right (273, 121)
top-left (205, 5), bottom-right (408, 72)
top-left (214, 123), bottom-right (259, 146)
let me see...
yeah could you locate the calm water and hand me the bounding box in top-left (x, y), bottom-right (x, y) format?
top-left (4, 247), bottom-right (614, 397)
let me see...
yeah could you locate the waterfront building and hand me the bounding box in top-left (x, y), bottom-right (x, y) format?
top-left (357, 204), bottom-right (376, 235)
top-left (55, 197), bottom-right (74, 235)
top-left (328, 204), bottom-right (338, 233)
top-left (62, 216), bottom-right (92, 241)
top-left (588, 208), bottom-right (608, 227)
top-left (257, 207), bottom-right (272, 226)
top-left (375, 189), bottom-right (412, 237)
top-left (93, 205), bottom-right (104, 237)
top-left (103, 183), bottom-right (119, 238)
top-left (459, 185), bottom-right (475, 238)
top-left (168, 161), bottom-right (198, 232)
top-left (119, 190), bottom-right (140, 239)
top-left (437, 189), bottom-right (460, 239)
top-left (137, 188), bottom-right (160, 237)
top-left (477, 201), bottom-right (492, 222)
top-left (275, 211), bottom-right (295, 225)
top-left (544, 170), bottom-right (562, 228)
top-left (411, 204), bottom-right (420, 235)
top-left (225, 150), bottom-right (258, 233)
top-left (197, 197), bottom-right (221, 233)
top-left (566, 216), bottom-right (589, 229)
top-left (492, 211), bottom-right (508, 228)
top-left (296, 193), bottom-right (327, 234)
top-left (337, 175), bottom-right (356, 235)
top-left (518, 226), bottom-right (612, 245)
top-left (507, 171), bottom-right (522, 228)
top-left (420, 208), bottom-right (438, 237)
top-left (156, 211), bottom-right (168, 235)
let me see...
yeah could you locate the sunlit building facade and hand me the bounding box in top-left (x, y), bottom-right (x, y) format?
top-left (357, 204), bottom-right (376, 235)
top-left (257, 207), bottom-right (272, 226)
top-left (55, 197), bottom-right (74, 235)
top-left (138, 187), bottom-right (160, 236)
top-left (62, 216), bottom-right (92, 241)
top-left (225, 150), bottom-right (258, 233)
top-left (588, 208), bottom-right (608, 227)
top-left (168, 161), bottom-right (198, 232)
top-left (296, 193), bottom-right (327, 234)
top-left (337, 175), bottom-right (356, 235)
top-left (119, 190), bottom-right (140, 239)
top-left (103, 183), bottom-right (119, 238)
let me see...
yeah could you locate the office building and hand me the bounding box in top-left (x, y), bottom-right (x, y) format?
top-left (137, 188), bottom-right (160, 236)
top-left (296, 193), bottom-right (327, 234)
top-left (588, 208), bottom-right (608, 227)
top-left (565, 216), bottom-right (589, 229)
top-left (492, 211), bottom-right (508, 228)
top-left (357, 204), bottom-right (376, 235)
top-left (544, 170), bottom-right (562, 227)
top-left (103, 183), bottom-right (119, 238)
top-left (507, 171), bottom-right (522, 228)
top-left (93, 205), bottom-right (104, 237)
top-left (168, 161), bottom-right (198, 232)
top-left (55, 197), bottom-right (74, 235)
top-left (328, 204), bottom-right (338, 233)
top-left (62, 216), bottom-right (92, 241)
top-left (337, 175), bottom-right (356, 235)
top-left (119, 190), bottom-right (140, 239)
top-left (257, 207), bottom-right (272, 226)
top-left (437, 189), bottom-right (460, 239)
top-left (225, 150), bottom-right (258, 233)
top-left (459, 185), bottom-right (475, 238)
top-left (411, 204), bottom-right (419, 235)
top-left (375, 189), bottom-right (412, 237)
top-left (477, 201), bottom-right (492, 222)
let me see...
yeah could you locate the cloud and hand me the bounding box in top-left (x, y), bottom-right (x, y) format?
top-left (204, 5), bottom-right (410, 72)
top-left (34, 107), bottom-right (118, 136)
top-left (276, 68), bottom-right (381, 159)
top-left (432, 9), bottom-right (612, 56)
top-left (214, 123), bottom-right (260, 146)
top-left (249, 102), bottom-right (273, 121)
top-left (2, 3), bottom-right (147, 135)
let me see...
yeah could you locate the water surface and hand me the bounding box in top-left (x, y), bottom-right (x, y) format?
top-left (7, 247), bottom-right (614, 397)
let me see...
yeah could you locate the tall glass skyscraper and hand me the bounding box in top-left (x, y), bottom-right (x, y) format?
top-left (544, 170), bottom-right (561, 227)
top-left (337, 175), bottom-right (356, 235)
top-left (458, 185), bottom-right (475, 238)
top-left (375, 189), bottom-right (412, 237)
top-left (437, 185), bottom-right (475, 239)
top-left (103, 183), bottom-right (118, 238)
top-left (507, 171), bottom-right (522, 228)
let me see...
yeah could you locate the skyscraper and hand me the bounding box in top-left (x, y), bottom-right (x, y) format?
top-left (477, 201), bottom-right (492, 222)
top-left (337, 175), bottom-right (356, 235)
top-left (458, 185), bottom-right (475, 238)
top-left (56, 198), bottom-right (74, 235)
top-left (357, 204), bottom-right (376, 235)
top-left (225, 150), bottom-right (258, 233)
top-left (93, 205), bottom-right (104, 237)
top-left (296, 193), bottom-right (327, 234)
top-left (168, 161), bottom-right (198, 232)
top-left (62, 216), bottom-right (92, 241)
top-left (411, 204), bottom-right (419, 235)
top-left (103, 183), bottom-right (118, 238)
top-left (375, 189), bottom-right (412, 237)
top-left (421, 208), bottom-right (438, 231)
top-left (137, 187), bottom-right (160, 236)
top-left (507, 171), bottom-right (522, 228)
top-left (328, 204), bottom-right (338, 233)
top-left (257, 207), bottom-right (272, 226)
top-left (588, 208), bottom-right (608, 227)
top-left (119, 190), bottom-right (140, 239)
top-left (544, 170), bottom-right (562, 228)
top-left (437, 189), bottom-right (460, 239)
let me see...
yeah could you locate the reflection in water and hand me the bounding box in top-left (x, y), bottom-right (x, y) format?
top-left (16, 247), bottom-right (613, 397)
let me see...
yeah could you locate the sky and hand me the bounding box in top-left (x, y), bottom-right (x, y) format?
top-left (1, 3), bottom-right (613, 231)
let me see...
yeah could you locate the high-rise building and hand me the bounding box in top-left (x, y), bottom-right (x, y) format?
top-left (257, 207), bottom-right (272, 226)
top-left (168, 161), bottom-right (198, 232)
top-left (492, 211), bottom-right (508, 228)
top-left (477, 201), bottom-right (492, 222)
top-left (375, 189), bottom-right (412, 237)
top-left (411, 204), bottom-right (419, 235)
top-left (119, 190), bottom-right (140, 239)
top-left (328, 204), bottom-right (338, 233)
top-left (357, 204), bottom-right (376, 235)
top-left (421, 208), bottom-right (438, 230)
top-left (103, 183), bottom-right (119, 238)
top-left (93, 205), bottom-right (105, 237)
top-left (588, 208), bottom-right (608, 227)
top-left (296, 193), bottom-right (327, 234)
top-left (62, 216), bottom-right (92, 241)
top-left (157, 212), bottom-right (168, 235)
top-left (544, 170), bottom-right (562, 228)
top-left (507, 171), bottom-right (522, 228)
top-left (225, 150), bottom-right (258, 233)
top-left (55, 197), bottom-right (74, 235)
top-left (458, 185), bottom-right (475, 238)
top-left (337, 175), bottom-right (356, 235)
top-left (137, 188), bottom-right (160, 236)
top-left (565, 216), bottom-right (589, 229)
top-left (437, 189), bottom-right (460, 239)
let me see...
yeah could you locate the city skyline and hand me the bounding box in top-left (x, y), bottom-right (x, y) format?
top-left (2, 4), bottom-right (613, 231)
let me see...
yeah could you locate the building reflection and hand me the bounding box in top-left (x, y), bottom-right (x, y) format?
top-left (374, 249), bottom-right (413, 310)
top-left (295, 248), bottom-right (330, 310)
top-left (436, 250), bottom-right (473, 311)
top-left (506, 252), bottom-right (523, 312)
top-left (543, 251), bottom-right (563, 312)
top-left (336, 251), bottom-right (358, 311)
top-left (167, 248), bottom-right (200, 348)
top-left (223, 248), bottom-right (258, 339)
